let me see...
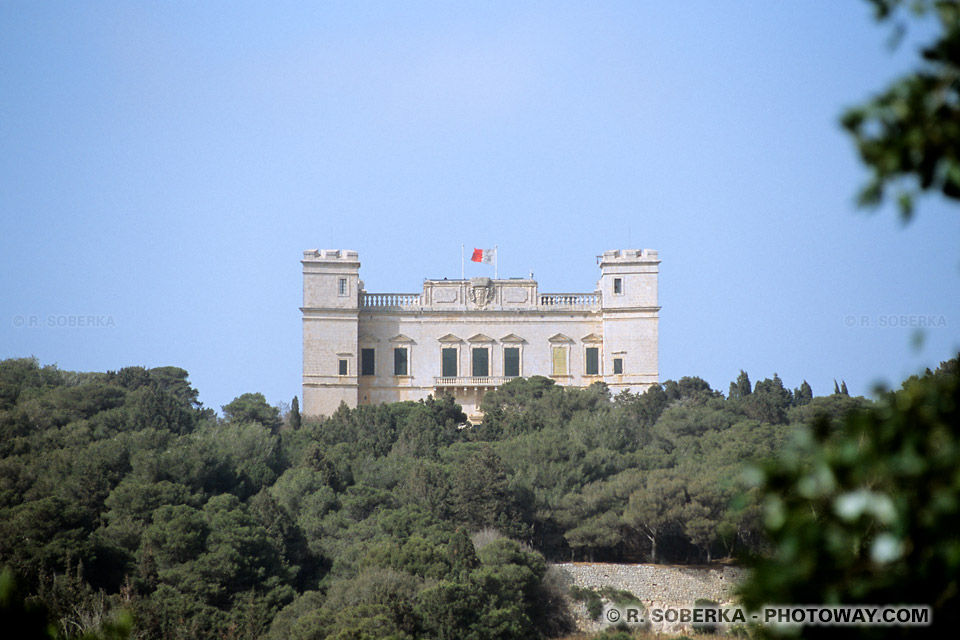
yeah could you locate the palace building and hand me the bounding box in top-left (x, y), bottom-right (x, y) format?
top-left (301, 249), bottom-right (660, 420)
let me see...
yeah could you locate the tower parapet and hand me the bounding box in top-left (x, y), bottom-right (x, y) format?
top-left (302, 249), bottom-right (361, 310)
top-left (598, 249), bottom-right (660, 395)
top-left (598, 249), bottom-right (659, 310)
top-left (301, 250), bottom-right (361, 416)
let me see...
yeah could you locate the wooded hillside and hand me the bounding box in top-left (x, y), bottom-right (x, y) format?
top-left (0, 357), bottom-right (877, 638)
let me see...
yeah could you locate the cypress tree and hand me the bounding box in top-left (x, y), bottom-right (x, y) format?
top-left (794, 380), bottom-right (813, 405)
top-left (729, 370), bottom-right (752, 399)
top-left (290, 395), bottom-right (301, 429)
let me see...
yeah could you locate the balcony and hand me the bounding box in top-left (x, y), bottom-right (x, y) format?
top-left (434, 376), bottom-right (514, 388)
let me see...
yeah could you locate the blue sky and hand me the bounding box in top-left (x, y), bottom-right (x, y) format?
top-left (2, 1), bottom-right (958, 413)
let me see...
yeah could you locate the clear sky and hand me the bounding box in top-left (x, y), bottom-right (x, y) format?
top-left (2, 1), bottom-right (958, 414)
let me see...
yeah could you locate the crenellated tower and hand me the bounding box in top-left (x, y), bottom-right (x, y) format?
top-left (301, 249), bottom-right (361, 416)
top-left (599, 249), bottom-right (660, 395)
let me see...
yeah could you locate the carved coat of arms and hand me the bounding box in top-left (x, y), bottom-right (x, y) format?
top-left (469, 277), bottom-right (495, 309)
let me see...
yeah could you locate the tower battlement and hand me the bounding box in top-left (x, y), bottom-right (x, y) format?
top-left (599, 248), bottom-right (659, 262)
top-left (302, 249), bottom-right (359, 262)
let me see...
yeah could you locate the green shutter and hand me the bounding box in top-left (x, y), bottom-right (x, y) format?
top-left (394, 348), bottom-right (408, 376)
top-left (442, 348), bottom-right (458, 377)
top-left (613, 358), bottom-right (623, 374)
top-left (586, 347), bottom-right (599, 375)
top-left (361, 349), bottom-right (375, 376)
top-left (472, 348), bottom-right (488, 377)
top-left (504, 348), bottom-right (520, 377)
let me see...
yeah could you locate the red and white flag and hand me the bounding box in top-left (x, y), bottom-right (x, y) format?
top-left (471, 248), bottom-right (496, 264)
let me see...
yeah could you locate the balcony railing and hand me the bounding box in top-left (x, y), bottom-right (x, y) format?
top-left (538, 293), bottom-right (600, 310)
top-left (434, 376), bottom-right (513, 387)
top-left (359, 291), bottom-right (600, 310)
top-left (360, 293), bottom-right (421, 309)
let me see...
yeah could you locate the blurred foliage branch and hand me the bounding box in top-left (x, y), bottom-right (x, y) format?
top-left (843, 0), bottom-right (960, 218)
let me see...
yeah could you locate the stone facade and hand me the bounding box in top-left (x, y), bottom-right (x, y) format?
top-left (301, 249), bottom-right (660, 419)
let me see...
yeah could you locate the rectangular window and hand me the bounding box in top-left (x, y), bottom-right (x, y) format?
top-left (338, 359), bottom-right (348, 376)
top-left (552, 347), bottom-right (567, 376)
top-left (393, 348), bottom-right (408, 376)
top-left (472, 348), bottom-right (488, 377)
top-left (361, 348), bottom-right (375, 376)
top-left (613, 358), bottom-right (623, 374)
top-left (613, 278), bottom-right (622, 294)
top-left (586, 347), bottom-right (599, 375)
top-left (442, 348), bottom-right (458, 378)
top-left (504, 347), bottom-right (520, 377)
top-left (338, 278), bottom-right (347, 296)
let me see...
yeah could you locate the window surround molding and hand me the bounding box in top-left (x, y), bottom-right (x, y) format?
top-left (437, 334), bottom-right (463, 378)
top-left (582, 333), bottom-right (603, 377)
top-left (611, 349), bottom-right (626, 376)
top-left (389, 334), bottom-right (415, 377)
top-left (467, 334), bottom-right (495, 378)
top-left (358, 335), bottom-right (379, 378)
top-left (500, 333), bottom-right (525, 378)
top-left (336, 351), bottom-right (353, 377)
top-left (548, 333), bottom-right (574, 378)
top-left (613, 277), bottom-right (623, 296)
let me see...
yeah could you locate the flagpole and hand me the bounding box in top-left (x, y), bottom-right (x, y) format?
top-left (495, 245), bottom-right (498, 279)
top-left (461, 244), bottom-right (464, 280)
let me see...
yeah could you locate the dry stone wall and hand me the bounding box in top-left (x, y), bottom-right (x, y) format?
top-left (552, 562), bottom-right (747, 633)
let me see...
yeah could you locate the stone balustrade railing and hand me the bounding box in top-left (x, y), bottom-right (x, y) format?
top-left (539, 293), bottom-right (601, 309)
top-left (360, 293), bottom-right (421, 308)
top-left (359, 291), bottom-right (600, 310)
top-left (434, 376), bottom-right (513, 387)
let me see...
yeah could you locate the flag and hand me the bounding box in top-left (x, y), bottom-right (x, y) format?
top-left (471, 248), bottom-right (495, 264)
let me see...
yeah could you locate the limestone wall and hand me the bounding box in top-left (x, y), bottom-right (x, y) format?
top-left (552, 562), bottom-right (746, 633)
